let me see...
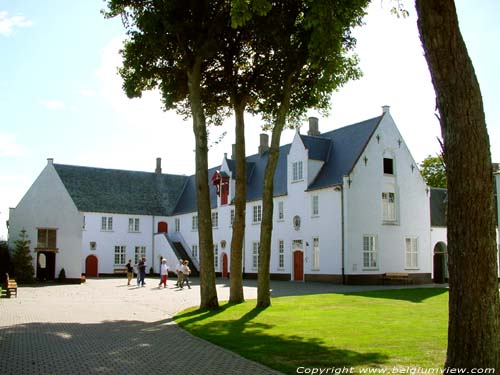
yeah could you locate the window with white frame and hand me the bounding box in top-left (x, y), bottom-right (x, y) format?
top-left (37, 228), bottom-right (57, 249)
top-left (312, 237), bottom-right (320, 270)
top-left (278, 240), bottom-right (285, 269)
top-left (128, 218), bottom-right (140, 232)
top-left (192, 215), bottom-right (198, 230)
top-left (192, 244), bottom-right (198, 260)
top-left (114, 245), bottom-right (126, 265)
top-left (363, 236), bottom-right (377, 269)
top-left (214, 243), bottom-right (219, 269)
top-left (252, 242), bottom-right (259, 269)
top-left (253, 205), bottom-right (262, 223)
top-left (382, 192), bottom-right (396, 222)
top-left (134, 246), bottom-right (146, 264)
top-left (278, 201), bottom-right (284, 221)
top-left (230, 209), bottom-right (235, 226)
top-left (311, 195), bottom-right (319, 216)
top-left (405, 237), bottom-right (418, 269)
top-left (212, 211), bottom-right (219, 228)
top-left (292, 161), bottom-right (303, 181)
top-left (101, 216), bottom-right (113, 231)
top-left (175, 218), bottom-right (180, 232)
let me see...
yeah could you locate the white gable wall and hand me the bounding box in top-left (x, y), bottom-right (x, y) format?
top-left (343, 113), bottom-right (431, 280)
top-left (8, 161), bottom-right (82, 280)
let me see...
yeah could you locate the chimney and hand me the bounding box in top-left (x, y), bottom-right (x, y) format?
top-left (47, 158), bottom-right (54, 165)
top-left (382, 105), bottom-right (390, 114)
top-left (258, 133), bottom-right (269, 156)
top-left (231, 144), bottom-right (236, 160)
top-left (155, 157), bottom-right (162, 174)
top-left (307, 117), bottom-right (320, 136)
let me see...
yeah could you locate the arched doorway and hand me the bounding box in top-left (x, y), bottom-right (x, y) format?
top-left (433, 242), bottom-right (448, 283)
top-left (158, 221), bottom-right (168, 233)
top-left (222, 253), bottom-right (229, 278)
top-left (37, 251), bottom-right (56, 281)
top-left (85, 255), bottom-right (98, 277)
top-left (293, 251), bottom-right (304, 281)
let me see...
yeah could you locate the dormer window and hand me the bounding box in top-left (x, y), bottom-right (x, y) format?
top-left (292, 161), bottom-right (303, 181)
top-left (211, 170), bottom-right (230, 205)
top-left (383, 158), bottom-right (394, 175)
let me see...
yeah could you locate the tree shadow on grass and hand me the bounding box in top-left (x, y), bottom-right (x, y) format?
top-left (343, 288), bottom-right (448, 303)
top-left (175, 306), bottom-right (390, 374)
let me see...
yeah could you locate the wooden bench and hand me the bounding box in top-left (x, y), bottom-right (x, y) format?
top-left (6, 273), bottom-right (18, 298)
top-left (382, 272), bottom-right (412, 285)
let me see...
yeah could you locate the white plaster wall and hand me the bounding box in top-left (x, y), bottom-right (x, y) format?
top-left (344, 113), bottom-right (431, 276)
top-left (8, 162), bottom-right (82, 279)
top-left (81, 213), bottom-right (154, 273)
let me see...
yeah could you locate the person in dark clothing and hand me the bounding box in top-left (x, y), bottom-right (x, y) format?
top-left (126, 259), bottom-right (134, 286)
top-left (138, 257), bottom-right (146, 287)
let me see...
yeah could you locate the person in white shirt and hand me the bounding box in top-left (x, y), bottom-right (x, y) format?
top-left (159, 259), bottom-right (169, 288)
top-left (175, 259), bottom-right (184, 288)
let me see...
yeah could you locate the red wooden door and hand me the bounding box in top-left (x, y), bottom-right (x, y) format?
top-left (222, 253), bottom-right (228, 278)
top-left (158, 221), bottom-right (168, 233)
top-left (85, 255), bottom-right (98, 277)
top-left (293, 251), bottom-right (303, 281)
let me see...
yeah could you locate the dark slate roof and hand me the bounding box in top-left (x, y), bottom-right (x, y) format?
top-left (54, 164), bottom-right (188, 216)
top-left (430, 188), bottom-right (447, 227)
top-left (245, 145), bottom-right (290, 202)
top-left (308, 116), bottom-right (382, 190)
top-left (173, 166), bottom-right (219, 214)
top-left (300, 135), bottom-right (331, 161)
top-left (54, 115), bottom-right (384, 216)
top-left (173, 115), bottom-right (382, 213)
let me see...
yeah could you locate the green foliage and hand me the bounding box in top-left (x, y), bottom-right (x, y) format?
top-left (58, 268), bottom-right (66, 282)
top-left (175, 288), bottom-right (448, 372)
top-left (11, 229), bottom-right (35, 284)
top-left (0, 241), bottom-right (10, 282)
top-left (419, 154), bottom-right (447, 188)
top-left (230, 0), bottom-right (272, 28)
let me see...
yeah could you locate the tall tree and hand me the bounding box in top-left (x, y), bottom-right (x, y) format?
top-left (104, 0), bottom-right (232, 309)
top-left (416, 0), bottom-right (500, 369)
top-left (234, 0), bottom-right (368, 307)
top-left (419, 155), bottom-right (447, 188)
top-left (11, 229), bottom-right (34, 283)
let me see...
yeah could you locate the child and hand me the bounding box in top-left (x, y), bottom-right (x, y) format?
top-left (159, 259), bottom-right (169, 288)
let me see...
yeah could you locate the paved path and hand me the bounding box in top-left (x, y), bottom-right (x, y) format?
top-left (0, 277), bottom-right (439, 375)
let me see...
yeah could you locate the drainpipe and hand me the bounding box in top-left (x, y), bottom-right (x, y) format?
top-left (340, 185), bottom-right (345, 285)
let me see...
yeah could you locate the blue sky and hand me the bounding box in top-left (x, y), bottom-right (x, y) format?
top-left (1, 0), bottom-right (499, 240)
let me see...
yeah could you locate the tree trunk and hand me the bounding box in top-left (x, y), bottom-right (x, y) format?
top-left (416, 0), bottom-right (500, 369)
top-left (256, 77), bottom-right (293, 308)
top-left (229, 101), bottom-right (247, 303)
top-left (187, 59), bottom-right (219, 310)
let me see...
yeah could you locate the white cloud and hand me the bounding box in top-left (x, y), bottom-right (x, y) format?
top-left (42, 99), bottom-right (65, 110)
top-left (0, 11), bottom-right (32, 36)
top-left (0, 133), bottom-right (28, 157)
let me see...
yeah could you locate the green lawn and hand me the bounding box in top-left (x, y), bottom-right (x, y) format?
top-left (174, 288), bottom-right (448, 374)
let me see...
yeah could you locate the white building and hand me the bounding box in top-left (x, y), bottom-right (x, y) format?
top-left (8, 107), bottom-right (435, 283)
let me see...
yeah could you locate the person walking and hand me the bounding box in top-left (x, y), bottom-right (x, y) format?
top-left (181, 260), bottom-right (191, 289)
top-left (138, 257), bottom-right (147, 287)
top-left (126, 259), bottom-right (134, 286)
top-left (159, 259), bottom-right (169, 288)
top-left (175, 259), bottom-right (184, 288)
